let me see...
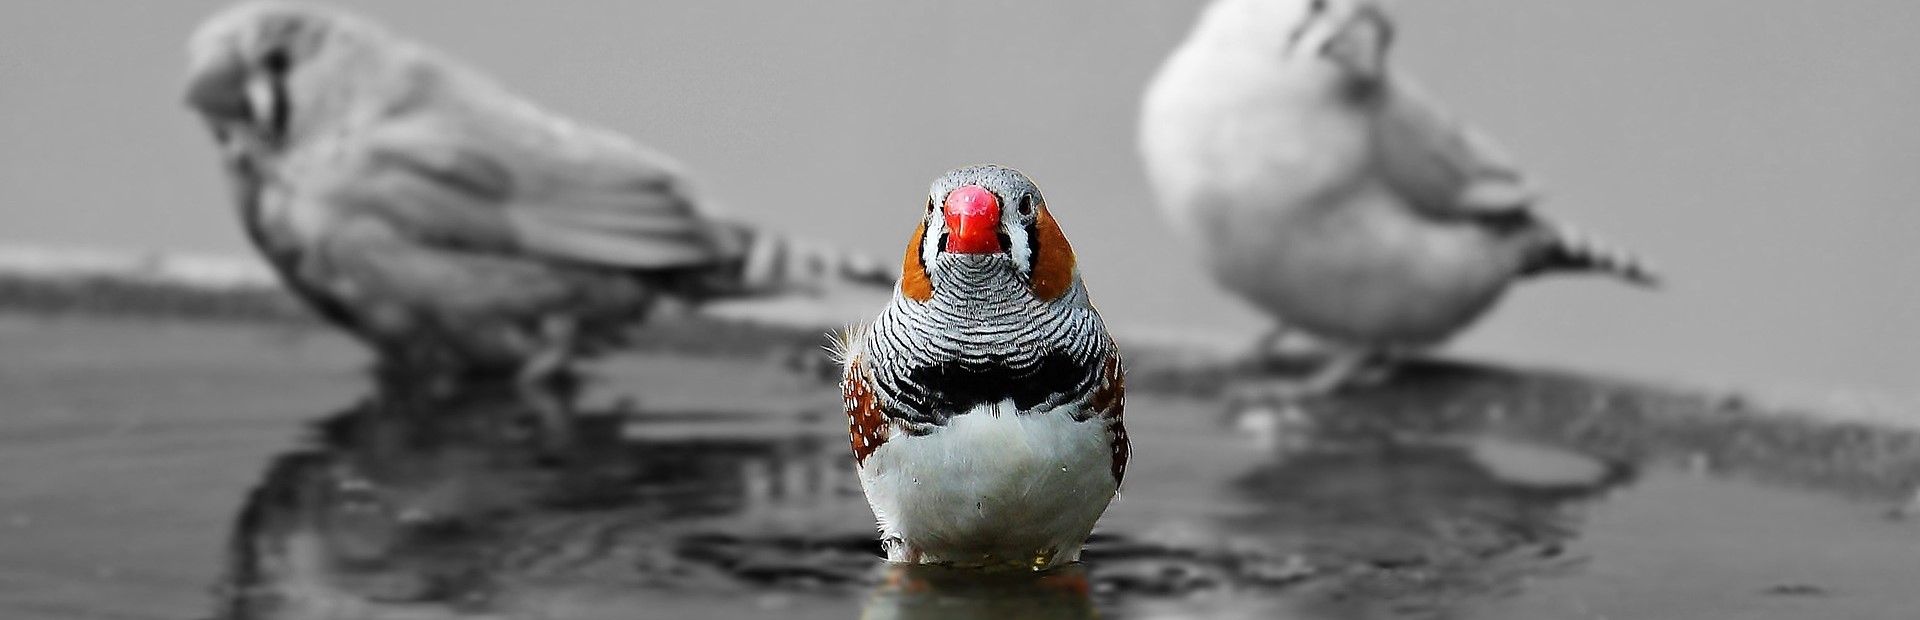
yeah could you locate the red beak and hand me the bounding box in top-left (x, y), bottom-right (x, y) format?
top-left (942, 185), bottom-right (1003, 254)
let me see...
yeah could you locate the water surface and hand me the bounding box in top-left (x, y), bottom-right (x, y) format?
top-left (2, 316), bottom-right (1916, 619)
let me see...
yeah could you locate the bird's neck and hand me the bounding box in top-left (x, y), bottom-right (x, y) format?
top-left (925, 259), bottom-right (1034, 318)
top-left (869, 264), bottom-right (1107, 424)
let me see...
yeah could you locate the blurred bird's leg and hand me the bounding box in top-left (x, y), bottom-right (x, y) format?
top-left (1249, 324), bottom-right (1290, 363)
top-left (518, 316), bottom-right (578, 384)
top-left (1242, 322), bottom-right (1312, 371)
top-left (1343, 348), bottom-right (1411, 387)
top-left (1227, 346), bottom-right (1378, 407)
top-left (516, 370), bottom-right (581, 461)
top-left (1299, 347), bottom-right (1381, 394)
top-left (517, 317), bottom-right (581, 458)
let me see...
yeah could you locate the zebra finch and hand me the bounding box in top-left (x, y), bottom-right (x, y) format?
top-left (837, 164), bottom-right (1128, 570)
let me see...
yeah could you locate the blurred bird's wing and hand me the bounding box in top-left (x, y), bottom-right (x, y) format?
top-left (320, 111), bottom-right (739, 271)
top-left (1372, 80), bottom-right (1541, 218)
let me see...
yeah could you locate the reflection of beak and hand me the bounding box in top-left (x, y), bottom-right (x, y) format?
top-left (1323, 2), bottom-right (1395, 79)
top-left (184, 52), bottom-right (254, 122)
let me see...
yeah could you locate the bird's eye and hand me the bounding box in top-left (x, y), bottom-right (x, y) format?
top-left (926, 198), bottom-right (936, 214)
top-left (1018, 196), bottom-right (1035, 217)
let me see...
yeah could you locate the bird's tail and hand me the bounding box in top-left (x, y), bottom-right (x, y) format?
top-left (1522, 223), bottom-right (1662, 288)
top-left (680, 220), bottom-right (899, 299)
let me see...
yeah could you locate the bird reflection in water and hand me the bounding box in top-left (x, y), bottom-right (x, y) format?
top-left (860, 564), bottom-right (1096, 620)
top-left (1121, 405), bottom-right (1640, 620)
top-left (212, 369), bottom-right (874, 619)
top-left (210, 365), bottom-right (1638, 619)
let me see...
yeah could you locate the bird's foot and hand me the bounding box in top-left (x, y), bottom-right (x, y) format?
top-left (881, 537), bottom-right (924, 564)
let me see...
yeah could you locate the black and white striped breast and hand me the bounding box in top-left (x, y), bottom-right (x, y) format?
top-left (863, 258), bottom-right (1112, 432)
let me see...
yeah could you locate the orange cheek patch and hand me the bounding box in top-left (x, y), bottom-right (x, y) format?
top-left (844, 359), bottom-right (889, 465)
top-left (900, 221), bottom-right (932, 302)
top-left (1029, 207), bottom-right (1077, 302)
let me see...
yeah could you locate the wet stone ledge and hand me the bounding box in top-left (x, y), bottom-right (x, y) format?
top-left (0, 247), bottom-right (829, 358)
top-left (4, 247), bottom-right (1919, 512)
top-left (1129, 358), bottom-right (1920, 509)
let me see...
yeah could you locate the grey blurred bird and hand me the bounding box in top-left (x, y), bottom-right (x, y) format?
top-left (183, 1), bottom-right (895, 380)
top-left (1139, 0), bottom-right (1658, 393)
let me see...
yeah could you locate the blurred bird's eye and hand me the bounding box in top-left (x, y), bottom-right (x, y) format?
top-left (1018, 196), bottom-right (1034, 217)
top-left (926, 198), bottom-right (935, 214)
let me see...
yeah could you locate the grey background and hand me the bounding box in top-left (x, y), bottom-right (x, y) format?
top-left (2, 0), bottom-right (1915, 398)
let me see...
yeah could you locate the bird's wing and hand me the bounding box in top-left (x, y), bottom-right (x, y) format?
top-left (1372, 79), bottom-right (1541, 219)
top-left (317, 114), bottom-right (738, 271)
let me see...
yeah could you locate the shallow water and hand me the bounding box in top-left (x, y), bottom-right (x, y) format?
top-left (1, 316), bottom-right (1916, 620)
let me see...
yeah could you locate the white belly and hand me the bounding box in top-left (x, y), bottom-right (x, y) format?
top-left (856, 399), bottom-right (1119, 568)
top-left (1214, 194), bottom-right (1517, 348)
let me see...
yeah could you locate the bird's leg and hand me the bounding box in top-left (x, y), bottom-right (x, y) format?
top-left (1344, 349), bottom-right (1405, 387)
top-left (1226, 343), bottom-right (1376, 407)
top-left (517, 371), bottom-right (580, 461)
top-left (518, 317), bottom-right (580, 458)
top-left (1252, 325), bottom-right (1288, 359)
top-left (517, 331), bottom-right (575, 386)
top-left (1298, 347), bottom-right (1378, 394)
top-left (1242, 322), bottom-right (1304, 371)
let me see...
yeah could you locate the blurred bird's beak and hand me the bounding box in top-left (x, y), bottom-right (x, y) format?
top-left (1323, 2), bottom-right (1394, 79)
top-left (184, 52), bottom-right (255, 123)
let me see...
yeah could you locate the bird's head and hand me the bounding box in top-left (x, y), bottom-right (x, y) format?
top-left (1195, 0), bottom-right (1395, 80)
top-left (184, 1), bottom-right (421, 150)
top-left (897, 165), bottom-right (1080, 304)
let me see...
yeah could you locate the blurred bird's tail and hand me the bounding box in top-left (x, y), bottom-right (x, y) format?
top-left (680, 221), bottom-right (899, 299)
top-left (1523, 223), bottom-right (1661, 288)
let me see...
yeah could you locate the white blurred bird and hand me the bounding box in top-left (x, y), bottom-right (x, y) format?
top-left (183, 1), bottom-right (894, 380)
top-left (1139, 0), bottom-right (1658, 393)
